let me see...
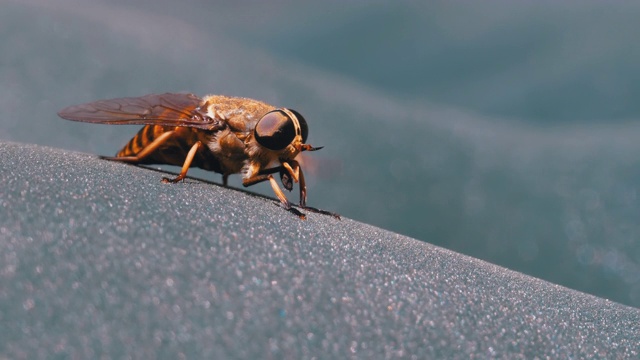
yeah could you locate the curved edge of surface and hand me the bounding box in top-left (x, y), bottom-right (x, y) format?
top-left (1, 141), bottom-right (638, 358)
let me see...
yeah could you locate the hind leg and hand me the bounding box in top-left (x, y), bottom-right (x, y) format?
top-left (102, 130), bottom-right (199, 183)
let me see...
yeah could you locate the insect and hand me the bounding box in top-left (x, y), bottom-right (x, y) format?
top-left (58, 93), bottom-right (338, 219)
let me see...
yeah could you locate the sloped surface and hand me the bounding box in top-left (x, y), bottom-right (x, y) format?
top-left (4, 0), bottom-right (640, 308)
top-left (1, 141), bottom-right (639, 359)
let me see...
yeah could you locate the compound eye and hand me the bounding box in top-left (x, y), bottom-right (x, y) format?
top-left (255, 110), bottom-right (296, 150)
top-left (288, 109), bottom-right (308, 143)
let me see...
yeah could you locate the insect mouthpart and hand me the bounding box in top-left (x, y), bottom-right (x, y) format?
top-left (301, 144), bottom-right (323, 152)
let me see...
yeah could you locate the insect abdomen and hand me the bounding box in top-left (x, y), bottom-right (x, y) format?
top-left (116, 125), bottom-right (171, 158)
top-left (115, 125), bottom-right (222, 172)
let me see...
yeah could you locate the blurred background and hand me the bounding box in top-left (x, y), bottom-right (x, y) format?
top-left (2, 0), bottom-right (640, 308)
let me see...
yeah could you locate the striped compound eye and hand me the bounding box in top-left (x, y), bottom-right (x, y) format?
top-left (287, 109), bottom-right (308, 143)
top-left (255, 110), bottom-right (296, 150)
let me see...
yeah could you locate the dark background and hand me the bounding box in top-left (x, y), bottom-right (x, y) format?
top-left (2, 0), bottom-right (640, 308)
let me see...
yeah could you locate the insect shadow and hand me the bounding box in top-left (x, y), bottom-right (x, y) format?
top-left (125, 162), bottom-right (340, 220)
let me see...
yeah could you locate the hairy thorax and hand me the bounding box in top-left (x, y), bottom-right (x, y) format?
top-left (202, 95), bottom-right (285, 178)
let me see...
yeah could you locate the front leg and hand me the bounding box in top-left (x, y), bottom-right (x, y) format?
top-left (250, 163), bottom-right (341, 219)
top-left (256, 161), bottom-right (304, 204)
top-left (243, 174), bottom-right (305, 219)
top-left (282, 160), bottom-right (306, 206)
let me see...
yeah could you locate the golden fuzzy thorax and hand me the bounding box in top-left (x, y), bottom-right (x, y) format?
top-left (201, 95), bottom-right (303, 179)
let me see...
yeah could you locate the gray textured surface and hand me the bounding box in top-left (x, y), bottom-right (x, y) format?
top-left (4, 0), bottom-right (640, 308)
top-left (1, 141), bottom-right (639, 359)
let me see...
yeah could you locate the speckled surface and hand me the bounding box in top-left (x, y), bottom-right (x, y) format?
top-left (1, 141), bottom-right (639, 359)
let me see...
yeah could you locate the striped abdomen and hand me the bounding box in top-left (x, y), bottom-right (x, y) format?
top-left (116, 125), bottom-right (222, 172)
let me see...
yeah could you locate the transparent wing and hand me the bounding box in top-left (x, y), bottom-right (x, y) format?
top-left (57, 93), bottom-right (224, 130)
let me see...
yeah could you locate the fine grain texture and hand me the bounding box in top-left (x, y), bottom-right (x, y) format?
top-left (0, 141), bottom-right (639, 359)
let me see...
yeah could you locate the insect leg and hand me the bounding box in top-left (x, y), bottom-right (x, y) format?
top-left (279, 160), bottom-right (306, 206)
top-left (247, 165), bottom-right (338, 219)
top-left (281, 161), bottom-right (299, 183)
top-left (291, 161), bottom-right (307, 207)
top-left (255, 167), bottom-right (283, 175)
top-left (243, 174), bottom-right (305, 219)
top-left (242, 174), bottom-right (286, 201)
top-left (281, 160), bottom-right (340, 219)
top-left (102, 131), bottom-right (176, 163)
top-left (254, 161), bottom-right (306, 205)
top-left (161, 141), bottom-right (203, 183)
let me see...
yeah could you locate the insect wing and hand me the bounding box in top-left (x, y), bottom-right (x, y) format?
top-left (57, 93), bottom-right (223, 130)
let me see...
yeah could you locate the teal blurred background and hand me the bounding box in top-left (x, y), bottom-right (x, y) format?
top-left (2, 0), bottom-right (640, 308)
